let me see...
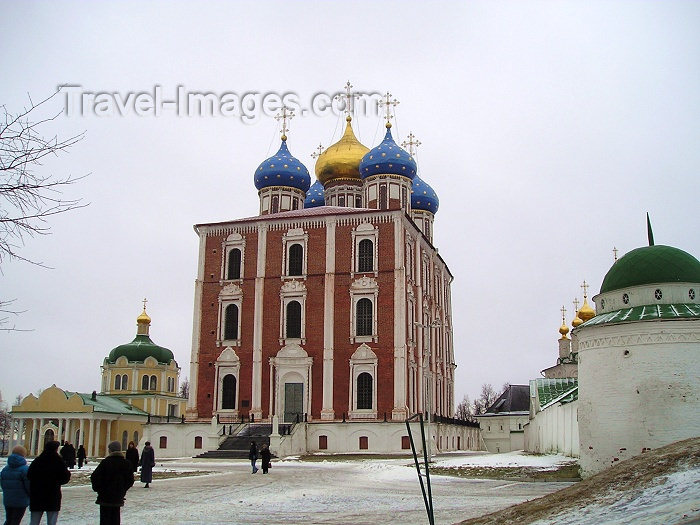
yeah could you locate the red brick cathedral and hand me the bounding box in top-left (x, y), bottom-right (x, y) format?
top-left (186, 94), bottom-right (456, 442)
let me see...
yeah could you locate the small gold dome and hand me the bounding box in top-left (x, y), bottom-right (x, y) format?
top-left (578, 297), bottom-right (596, 322)
top-left (137, 308), bottom-right (151, 325)
top-left (314, 117), bottom-right (369, 185)
top-left (559, 321), bottom-right (570, 339)
top-left (571, 315), bottom-right (583, 328)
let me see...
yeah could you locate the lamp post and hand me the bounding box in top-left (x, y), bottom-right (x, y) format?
top-left (415, 319), bottom-right (441, 461)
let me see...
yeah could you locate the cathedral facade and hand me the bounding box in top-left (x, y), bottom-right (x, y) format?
top-left (181, 96), bottom-right (474, 454)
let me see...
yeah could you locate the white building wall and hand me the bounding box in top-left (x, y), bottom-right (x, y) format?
top-left (144, 422), bottom-right (215, 458)
top-left (577, 320), bottom-right (700, 477)
top-left (476, 414), bottom-right (529, 453)
top-left (524, 400), bottom-right (579, 457)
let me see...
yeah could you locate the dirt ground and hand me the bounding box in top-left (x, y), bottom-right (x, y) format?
top-left (458, 437), bottom-right (700, 525)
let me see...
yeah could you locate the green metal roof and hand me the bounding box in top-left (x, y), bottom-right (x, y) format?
top-left (107, 334), bottom-right (174, 364)
top-left (600, 245), bottom-right (700, 294)
top-left (581, 303), bottom-right (699, 327)
top-left (66, 392), bottom-right (149, 416)
top-left (532, 378), bottom-right (578, 410)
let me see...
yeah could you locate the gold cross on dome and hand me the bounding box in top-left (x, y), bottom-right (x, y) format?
top-left (401, 132), bottom-right (421, 156)
top-left (274, 106), bottom-right (294, 140)
top-left (378, 91), bottom-right (399, 128)
top-left (311, 143), bottom-right (325, 159)
top-left (573, 298), bottom-right (580, 313)
top-left (560, 305), bottom-right (567, 321)
top-left (142, 297), bottom-right (148, 311)
top-left (613, 246), bottom-right (618, 261)
top-left (334, 81), bottom-right (359, 117)
top-left (581, 280), bottom-right (590, 298)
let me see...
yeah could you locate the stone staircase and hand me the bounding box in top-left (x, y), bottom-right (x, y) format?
top-left (195, 423), bottom-right (290, 459)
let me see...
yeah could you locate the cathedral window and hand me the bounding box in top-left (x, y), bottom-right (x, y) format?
top-left (271, 195), bottom-right (279, 214)
top-left (222, 374), bottom-right (237, 409)
top-left (114, 375), bottom-right (121, 390)
top-left (288, 244), bottom-right (303, 276)
top-left (286, 301), bottom-right (302, 338)
top-left (121, 374), bottom-right (128, 390)
top-left (358, 239), bottom-right (373, 273)
top-left (227, 248), bottom-right (241, 280)
top-left (356, 299), bottom-right (373, 336)
top-left (141, 375), bottom-right (149, 390)
top-left (150, 375), bottom-right (157, 390)
top-left (356, 372), bottom-right (373, 409)
top-left (224, 304), bottom-right (239, 340)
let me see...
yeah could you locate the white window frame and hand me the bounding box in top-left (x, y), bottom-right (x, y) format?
top-left (348, 344), bottom-right (378, 420)
top-left (279, 280), bottom-right (307, 345)
top-left (349, 276), bottom-right (379, 343)
top-left (215, 347), bottom-right (241, 416)
top-left (218, 283), bottom-right (243, 347)
top-left (351, 222), bottom-right (379, 277)
top-left (282, 228), bottom-right (308, 279)
top-left (221, 233), bottom-right (245, 282)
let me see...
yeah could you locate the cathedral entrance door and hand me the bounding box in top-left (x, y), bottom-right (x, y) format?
top-left (284, 383), bottom-right (303, 423)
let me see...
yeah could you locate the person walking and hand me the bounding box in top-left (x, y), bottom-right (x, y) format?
top-left (139, 441), bottom-right (155, 488)
top-left (77, 445), bottom-right (87, 469)
top-left (90, 441), bottom-right (135, 525)
top-left (1, 445), bottom-right (30, 525)
top-left (60, 442), bottom-right (76, 469)
top-left (27, 440), bottom-right (71, 525)
top-left (125, 441), bottom-right (139, 473)
top-left (260, 444), bottom-right (271, 474)
top-left (249, 441), bottom-right (258, 474)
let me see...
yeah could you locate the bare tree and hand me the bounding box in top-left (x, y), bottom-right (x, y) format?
top-left (0, 392), bottom-right (10, 455)
top-left (454, 394), bottom-right (474, 421)
top-left (1, 90), bottom-right (86, 330)
top-left (472, 383), bottom-right (498, 415)
top-left (179, 377), bottom-right (190, 399)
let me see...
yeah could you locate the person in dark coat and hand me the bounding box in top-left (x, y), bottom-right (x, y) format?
top-left (260, 444), bottom-right (271, 474)
top-left (26, 440), bottom-right (71, 525)
top-left (77, 444), bottom-right (87, 469)
top-left (60, 442), bottom-right (76, 469)
top-left (139, 441), bottom-right (155, 488)
top-left (1, 445), bottom-right (30, 525)
top-left (248, 441), bottom-right (258, 474)
top-left (124, 441), bottom-right (139, 473)
top-left (91, 441), bottom-right (135, 525)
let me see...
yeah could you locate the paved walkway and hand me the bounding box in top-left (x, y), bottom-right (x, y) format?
top-left (3, 459), bottom-right (571, 524)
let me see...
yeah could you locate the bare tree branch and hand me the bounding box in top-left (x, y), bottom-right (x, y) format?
top-left (0, 89), bottom-right (88, 267)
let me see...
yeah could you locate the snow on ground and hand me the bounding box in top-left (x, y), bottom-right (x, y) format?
top-left (530, 467), bottom-right (700, 525)
top-left (433, 450), bottom-right (577, 470)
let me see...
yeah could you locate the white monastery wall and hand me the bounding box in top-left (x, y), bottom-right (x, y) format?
top-left (577, 320), bottom-right (700, 476)
top-left (524, 400), bottom-right (579, 457)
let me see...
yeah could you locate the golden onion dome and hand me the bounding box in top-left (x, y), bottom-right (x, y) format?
top-left (578, 297), bottom-right (596, 322)
top-left (137, 308), bottom-right (151, 325)
top-left (314, 116), bottom-right (369, 185)
top-left (559, 321), bottom-right (570, 339)
top-left (571, 315), bottom-right (583, 328)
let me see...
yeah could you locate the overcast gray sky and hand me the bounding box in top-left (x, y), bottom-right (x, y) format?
top-left (1, 1), bottom-right (699, 409)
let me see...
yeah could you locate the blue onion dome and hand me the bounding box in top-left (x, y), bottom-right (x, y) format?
top-left (304, 180), bottom-right (325, 208)
top-left (411, 175), bottom-right (439, 214)
top-left (359, 126), bottom-right (417, 180)
top-left (254, 139), bottom-right (311, 192)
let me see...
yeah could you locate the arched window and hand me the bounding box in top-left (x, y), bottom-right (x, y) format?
top-left (114, 375), bottom-right (121, 390)
top-left (121, 430), bottom-right (128, 451)
top-left (357, 372), bottom-right (373, 409)
top-left (288, 244), bottom-right (303, 276)
top-left (150, 375), bottom-right (157, 390)
top-left (224, 304), bottom-right (239, 340)
top-left (286, 301), bottom-right (302, 338)
top-left (121, 374), bottom-right (128, 390)
top-left (142, 375), bottom-right (149, 390)
top-left (227, 248), bottom-right (241, 279)
top-left (358, 239), bottom-right (373, 272)
top-left (222, 374), bottom-right (236, 409)
top-left (356, 298), bottom-right (373, 336)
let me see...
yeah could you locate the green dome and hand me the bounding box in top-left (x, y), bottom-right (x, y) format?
top-left (600, 245), bottom-right (700, 294)
top-left (107, 334), bottom-right (174, 364)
